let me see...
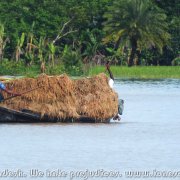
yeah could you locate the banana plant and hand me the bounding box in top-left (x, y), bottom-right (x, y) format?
top-left (37, 36), bottom-right (46, 63)
top-left (106, 46), bottom-right (127, 66)
top-left (15, 32), bottom-right (25, 62)
top-left (25, 22), bottom-right (36, 65)
top-left (26, 22), bottom-right (36, 53)
top-left (26, 33), bottom-right (35, 53)
top-left (48, 42), bottom-right (56, 67)
top-left (81, 29), bottom-right (101, 63)
top-left (0, 23), bottom-right (9, 61)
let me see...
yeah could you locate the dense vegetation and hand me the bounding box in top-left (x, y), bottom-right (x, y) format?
top-left (0, 0), bottom-right (179, 76)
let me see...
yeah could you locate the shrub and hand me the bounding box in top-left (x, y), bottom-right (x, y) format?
top-left (62, 46), bottom-right (83, 76)
top-left (0, 59), bottom-right (24, 75)
top-left (171, 57), bottom-right (180, 66)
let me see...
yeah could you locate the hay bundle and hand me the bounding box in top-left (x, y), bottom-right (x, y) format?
top-left (74, 73), bottom-right (118, 120)
top-left (1, 73), bottom-right (118, 121)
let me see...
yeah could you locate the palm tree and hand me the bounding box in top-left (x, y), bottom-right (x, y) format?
top-left (103, 0), bottom-right (170, 66)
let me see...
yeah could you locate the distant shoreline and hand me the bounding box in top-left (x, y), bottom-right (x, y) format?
top-left (0, 65), bottom-right (180, 79)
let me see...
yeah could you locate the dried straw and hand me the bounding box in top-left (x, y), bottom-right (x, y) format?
top-left (1, 73), bottom-right (118, 122)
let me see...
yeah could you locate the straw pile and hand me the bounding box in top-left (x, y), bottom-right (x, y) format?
top-left (1, 73), bottom-right (118, 122)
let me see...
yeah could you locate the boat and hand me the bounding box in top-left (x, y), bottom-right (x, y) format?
top-left (0, 74), bottom-right (124, 123)
top-left (0, 106), bottom-right (111, 123)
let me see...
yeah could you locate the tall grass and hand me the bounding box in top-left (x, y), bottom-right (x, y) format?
top-left (89, 66), bottom-right (180, 79)
top-left (0, 61), bottom-right (179, 79)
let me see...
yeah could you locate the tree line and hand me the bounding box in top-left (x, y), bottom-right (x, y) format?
top-left (0, 0), bottom-right (179, 72)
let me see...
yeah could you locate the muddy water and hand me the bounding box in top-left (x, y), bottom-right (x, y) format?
top-left (0, 79), bottom-right (179, 179)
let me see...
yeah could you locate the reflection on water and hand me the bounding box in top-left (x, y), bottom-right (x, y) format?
top-left (0, 79), bottom-right (180, 177)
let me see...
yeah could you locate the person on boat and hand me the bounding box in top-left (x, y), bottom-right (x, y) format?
top-left (0, 81), bottom-right (21, 102)
top-left (105, 61), bottom-right (124, 121)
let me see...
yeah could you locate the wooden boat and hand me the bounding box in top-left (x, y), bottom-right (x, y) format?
top-left (0, 106), bottom-right (111, 123)
top-left (0, 74), bottom-right (123, 123)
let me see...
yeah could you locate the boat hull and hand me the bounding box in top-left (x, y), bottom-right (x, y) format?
top-left (0, 106), bottom-right (110, 123)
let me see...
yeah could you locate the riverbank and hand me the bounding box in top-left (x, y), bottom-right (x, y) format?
top-left (0, 63), bottom-right (180, 79)
top-left (90, 66), bottom-right (180, 79)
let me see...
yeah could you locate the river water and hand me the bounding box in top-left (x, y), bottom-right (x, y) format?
top-left (0, 79), bottom-right (180, 179)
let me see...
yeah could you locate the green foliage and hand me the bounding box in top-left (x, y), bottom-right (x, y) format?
top-left (1, 60), bottom-right (180, 78)
top-left (106, 47), bottom-right (128, 65)
top-left (24, 52), bottom-right (34, 66)
top-left (62, 46), bottom-right (83, 76)
top-left (154, 0), bottom-right (180, 61)
top-left (0, 23), bottom-right (9, 60)
top-left (48, 42), bottom-right (56, 67)
top-left (0, 59), bottom-right (25, 75)
top-left (89, 65), bottom-right (180, 79)
top-left (46, 64), bottom-right (65, 75)
top-left (103, 0), bottom-right (171, 66)
top-left (0, 59), bottom-right (65, 77)
top-left (172, 57), bottom-right (180, 66)
top-left (15, 32), bottom-right (25, 61)
top-left (81, 29), bottom-right (103, 60)
top-left (36, 36), bottom-right (46, 63)
top-left (0, 0), bottom-right (179, 69)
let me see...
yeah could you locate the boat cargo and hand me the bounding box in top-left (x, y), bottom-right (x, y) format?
top-left (0, 73), bottom-right (120, 123)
